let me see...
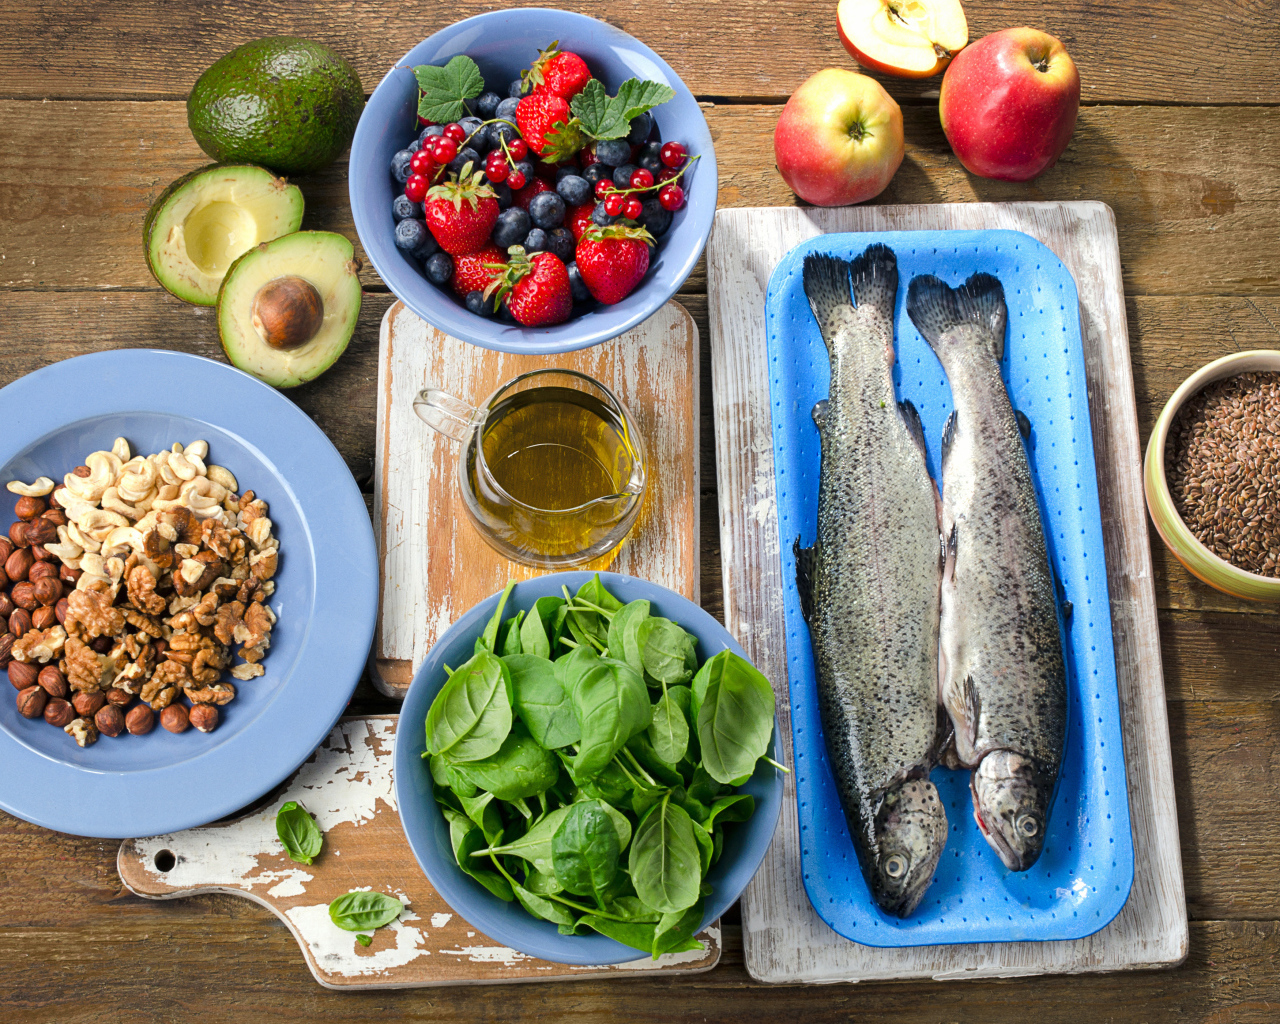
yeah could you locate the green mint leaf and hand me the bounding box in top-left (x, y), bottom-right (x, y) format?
top-left (356, 933), bottom-right (373, 947)
top-left (328, 891), bottom-right (405, 932)
top-left (569, 79), bottom-right (616, 138)
top-left (572, 77), bottom-right (676, 140)
top-left (276, 801), bottom-right (323, 865)
top-left (615, 79), bottom-right (676, 122)
top-left (414, 54), bottom-right (485, 124)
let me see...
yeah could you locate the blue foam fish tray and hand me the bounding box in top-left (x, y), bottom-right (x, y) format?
top-left (766, 230), bottom-right (1134, 947)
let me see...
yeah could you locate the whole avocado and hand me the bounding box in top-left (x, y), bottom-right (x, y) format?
top-left (188, 37), bottom-right (363, 175)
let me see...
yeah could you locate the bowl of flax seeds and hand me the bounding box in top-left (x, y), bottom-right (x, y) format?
top-left (1145, 350), bottom-right (1280, 601)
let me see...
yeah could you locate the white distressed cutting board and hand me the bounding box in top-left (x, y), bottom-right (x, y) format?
top-left (707, 203), bottom-right (1187, 983)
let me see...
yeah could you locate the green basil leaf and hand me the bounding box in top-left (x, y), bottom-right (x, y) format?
top-left (480, 580), bottom-right (516, 652)
top-left (513, 882), bottom-right (578, 926)
top-left (472, 804), bottom-right (569, 876)
top-left (275, 801), bottom-right (323, 865)
top-left (450, 721), bottom-right (560, 801)
top-left (552, 801), bottom-right (619, 898)
top-left (328, 891), bottom-right (405, 932)
top-left (356, 933), bottom-right (373, 947)
top-left (702, 793), bottom-right (755, 833)
top-left (648, 687), bottom-right (689, 764)
top-left (425, 649), bottom-right (512, 762)
top-left (414, 54), bottom-right (485, 125)
top-left (555, 644), bottom-right (599, 693)
top-left (506, 653), bottom-right (580, 749)
top-left (695, 651), bottom-right (776, 785)
top-left (712, 826), bottom-right (725, 867)
top-left (454, 826), bottom-right (515, 901)
top-left (672, 785), bottom-right (710, 825)
top-left (594, 797), bottom-right (633, 852)
top-left (639, 618), bottom-right (696, 687)
top-left (607, 600), bottom-right (650, 675)
top-left (629, 795), bottom-right (701, 915)
top-left (578, 574), bottom-right (624, 613)
top-left (570, 659), bottom-right (652, 778)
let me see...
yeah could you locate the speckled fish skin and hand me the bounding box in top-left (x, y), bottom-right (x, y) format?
top-left (796, 246), bottom-right (946, 919)
top-left (905, 272), bottom-right (1068, 873)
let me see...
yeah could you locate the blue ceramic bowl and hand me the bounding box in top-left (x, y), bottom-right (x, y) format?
top-left (349, 9), bottom-right (717, 355)
top-left (394, 572), bottom-right (782, 965)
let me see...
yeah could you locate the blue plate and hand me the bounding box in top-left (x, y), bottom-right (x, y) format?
top-left (0, 350), bottom-right (377, 839)
top-left (766, 231), bottom-right (1134, 946)
top-left (349, 9), bottom-right (717, 355)
top-left (394, 572), bottom-right (783, 965)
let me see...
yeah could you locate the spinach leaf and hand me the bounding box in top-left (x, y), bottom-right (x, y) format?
top-left (606, 599), bottom-right (650, 674)
top-left (328, 891), bottom-right (405, 932)
top-left (552, 801), bottom-right (619, 898)
top-left (570, 659), bottom-right (652, 778)
top-left (648, 687), bottom-right (689, 764)
top-left (687, 763), bottom-right (729, 806)
top-left (629, 795), bottom-right (701, 914)
top-left (425, 649), bottom-right (512, 762)
top-left (451, 721), bottom-right (560, 801)
top-left (702, 793), bottom-right (755, 833)
top-left (499, 611), bottom-right (525, 656)
top-left (523, 868), bottom-right (564, 896)
top-left (595, 798), bottom-right (633, 852)
top-left (454, 825), bottom-right (515, 901)
top-left (639, 617), bottom-right (696, 687)
top-left (480, 581), bottom-right (516, 652)
top-left (472, 805), bottom-right (569, 876)
top-left (505, 653), bottom-right (580, 749)
top-left (691, 816), bottom-right (713, 876)
top-left (579, 574), bottom-right (624, 613)
top-left (625, 731), bottom-right (683, 787)
top-left (695, 651), bottom-right (776, 785)
top-left (672, 786), bottom-right (710, 825)
top-left (569, 754), bottom-right (633, 805)
top-left (458, 789), bottom-right (504, 844)
top-left (513, 882), bottom-right (578, 927)
top-left (429, 753), bottom-right (478, 797)
top-left (652, 898), bottom-right (705, 958)
top-left (554, 644), bottom-right (600, 694)
top-left (519, 596), bottom-right (564, 659)
top-left (275, 801), bottom-right (323, 865)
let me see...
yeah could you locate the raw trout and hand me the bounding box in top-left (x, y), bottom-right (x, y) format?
top-left (905, 272), bottom-right (1068, 872)
top-left (796, 246), bottom-right (946, 918)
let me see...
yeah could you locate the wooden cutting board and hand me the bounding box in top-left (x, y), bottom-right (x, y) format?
top-left (118, 715), bottom-right (721, 989)
top-left (707, 203), bottom-right (1187, 983)
top-left (371, 301), bottom-right (699, 699)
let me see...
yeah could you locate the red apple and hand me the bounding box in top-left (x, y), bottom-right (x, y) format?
top-left (939, 27), bottom-right (1081, 182)
top-left (773, 69), bottom-right (904, 207)
top-left (837, 0), bottom-right (968, 79)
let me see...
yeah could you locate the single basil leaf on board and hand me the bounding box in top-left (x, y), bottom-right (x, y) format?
top-left (499, 611), bottom-right (525, 656)
top-left (696, 651), bottom-right (776, 785)
top-left (629, 795), bottom-right (702, 915)
top-left (480, 581), bottom-right (516, 652)
top-left (520, 596), bottom-right (564, 659)
top-left (552, 801), bottom-right (620, 898)
top-left (506, 653), bottom-right (580, 749)
top-left (639, 617), bottom-right (696, 687)
top-left (652, 898), bottom-right (705, 959)
top-left (571, 659), bottom-right (652, 778)
top-left (514, 882), bottom-right (578, 927)
top-left (648, 687), bottom-right (689, 764)
top-left (615, 78), bottom-right (677, 123)
top-left (414, 54), bottom-right (485, 125)
top-left (455, 826), bottom-right (515, 901)
top-left (472, 804), bottom-right (569, 877)
top-left (356, 933), bottom-right (373, 947)
top-left (425, 649), bottom-right (513, 762)
top-left (702, 793), bottom-right (755, 833)
top-left (450, 721), bottom-right (560, 801)
top-left (275, 801), bottom-right (323, 865)
top-left (329, 891), bottom-right (405, 932)
top-left (606, 599), bottom-right (650, 675)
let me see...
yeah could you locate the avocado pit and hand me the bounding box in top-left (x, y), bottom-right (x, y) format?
top-left (251, 275), bottom-right (325, 350)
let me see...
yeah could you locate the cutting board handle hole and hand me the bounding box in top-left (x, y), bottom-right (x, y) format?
top-left (153, 849), bottom-right (176, 872)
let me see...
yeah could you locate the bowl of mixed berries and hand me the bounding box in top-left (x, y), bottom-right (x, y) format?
top-left (349, 9), bottom-right (717, 354)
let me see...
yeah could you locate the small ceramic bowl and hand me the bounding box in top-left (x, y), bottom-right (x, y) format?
top-left (1144, 349), bottom-right (1280, 601)
top-left (393, 571), bottom-right (783, 965)
top-left (349, 9), bottom-right (717, 355)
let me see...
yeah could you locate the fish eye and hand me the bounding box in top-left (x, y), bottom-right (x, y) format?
top-left (884, 854), bottom-right (908, 879)
top-left (1016, 816), bottom-right (1039, 837)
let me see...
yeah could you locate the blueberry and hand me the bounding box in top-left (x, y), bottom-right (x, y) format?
top-left (591, 201), bottom-right (618, 227)
top-left (475, 91), bottom-right (503, 118)
top-left (495, 97), bottom-right (520, 122)
top-left (394, 218), bottom-right (429, 253)
top-left (508, 78), bottom-right (525, 98)
top-left (411, 231), bottom-right (439, 262)
top-left (407, 138), bottom-right (421, 154)
top-left (469, 124), bottom-right (493, 153)
top-left (524, 228), bottom-right (549, 252)
top-left (638, 152), bottom-right (662, 175)
top-left (555, 165), bottom-right (579, 183)
top-left (555, 174), bottom-right (591, 207)
top-left (420, 124), bottom-right (445, 142)
top-left (613, 163), bottom-right (639, 189)
top-left (512, 159), bottom-right (534, 183)
top-left (490, 121), bottom-right (518, 150)
top-left (492, 182), bottom-right (514, 210)
top-left (466, 290), bottom-right (495, 317)
top-left (627, 112), bottom-right (653, 145)
top-left (458, 115), bottom-right (484, 136)
top-left (392, 194), bottom-right (422, 222)
top-left (493, 207), bottom-right (531, 249)
top-left (528, 190), bottom-right (566, 229)
top-left (582, 163), bottom-right (611, 186)
top-left (640, 141), bottom-right (663, 162)
top-left (448, 147), bottom-right (481, 175)
top-left (390, 149), bottom-right (413, 184)
top-left (497, 298), bottom-right (518, 323)
top-left (638, 196), bottom-right (673, 238)
top-left (547, 227), bottom-right (575, 262)
top-left (424, 252), bottom-right (454, 286)
top-left (594, 139), bottom-right (632, 167)
top-left (567, 261), bottom-right (592, 303)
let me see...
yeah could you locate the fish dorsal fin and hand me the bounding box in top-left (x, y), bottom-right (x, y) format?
top-left (941, 410), bottom-right (957, 464)
top-left (897, 399), bottom-right (927, 461)
top-left (793, 538), bottom-right (819, 623)
top-left (802, 254), bottom-right (853, 352)
top-left (906, 273), bottom-right (1009, 361)
top-left (848, 243), bottom-right (898, 319)
top-left (1015, 409), bottom-right (1032, 439)
top-left (956, 673), bottom-right (980, 752)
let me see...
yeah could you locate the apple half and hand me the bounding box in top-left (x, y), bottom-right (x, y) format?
top-left (837, 0), bottom-right (969, 78)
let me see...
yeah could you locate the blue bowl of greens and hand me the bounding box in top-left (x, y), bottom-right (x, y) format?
top-left (394, 572), bottom-right (783, 966)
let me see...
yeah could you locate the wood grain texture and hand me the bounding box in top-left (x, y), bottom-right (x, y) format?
top-left (1, 0), bottom-right (1276, 106)
top-left (708, 203), bottom-right (1186, 983)
top-left (371, 301), bottom-right (699, 697)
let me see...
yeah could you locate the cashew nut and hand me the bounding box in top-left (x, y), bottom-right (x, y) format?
top-left (101, 486), bottom-right (144, 521)
top-left (65, 521), bottom-right (101, 555)
top-left (206, 465), bottom-right (238, 492)
top-left (184, 440), bottom-right (209, 460)
top-left (79, 552), bottom-right (107, 579)
top-left (44, 526), bottom-right (84, 565)
top-left (116, 457), bottom-right (158, 503)
top-left (111, 437), bottom-right (131, 462)
top-left (6, 477), bottom-right (55, 497)
top-left (157, 483), bottom-right (180, 502)
top-left (104, 556), bottom-right (125, 583)
top-left (180, 476), bottom-right (229, 518)
top-left (77, 507), bottom-right (131, 543)
top-left (151, 452), bottom-right (180, 487)
top-left (101, 525), bottom-right (145, 558)
top-left (64, 451), bottom-right (121, 503)
top-left (54, 487), bottom-right (98, 523)
top-left (168, 451), bottom-right (200, 481)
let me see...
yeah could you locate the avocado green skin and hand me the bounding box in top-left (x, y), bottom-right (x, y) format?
top-left (188, 37), bottom-right (363, 176)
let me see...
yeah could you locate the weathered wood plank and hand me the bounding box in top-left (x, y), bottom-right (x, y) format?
top-left (1, 0), bottom-right (1275, 106)
top-left (3, 103), bottom-right (1279, 298)
top-left (1160, 611), bottom-right (1280, 702)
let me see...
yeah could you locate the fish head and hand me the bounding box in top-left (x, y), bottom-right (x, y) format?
top-left (971, 749), bottom-right (1055, 871)
top-left (868, 778), bottom-right (947, 918)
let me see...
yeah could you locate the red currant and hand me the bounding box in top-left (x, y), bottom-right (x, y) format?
top-left (624, 197), bottom-right (644, 220)
top-left (630, 168), bottom-right (654, 190)
top-left (432, 137), bottom-right (458, 163)
top-left (486, 161), bottom-right (508, 183)
top-left (658, 184), bottom-right (685, 211)
top-left (580, 146), bottom-right (599, 167)
top-left (417, 116), bottom-right (436, 128)
top-left (657, 167), bottom-right (680, 185)
top-left (404, 174), bottom-right (429, 203)
top-left (506, 170), bottom-right (527, 191)
top-left (660, 141), bottom-right (687, 169)
top-left (507, 138), bottom-right (528, 161)
top-left (443, 122), bottom-right (467, 143)
top-left (604, 193), bottom-right (625, 217)
top-left (594, 179), bottom-right (615, 200)
top-left (410, 150), bottom-right (435, 175)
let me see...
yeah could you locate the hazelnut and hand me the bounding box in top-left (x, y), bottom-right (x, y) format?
top-left (0, 537), bottom-right (11, 563)
top-left (72, 465), bottom-right (91, 478)
top-left (160, 704), bottom-right (190, 733)
top-left (16, 685), bottom-right (48, 718)
top-left (32, 577), bottom-right (61, 607)
top-left (0, 566), bottom-right (7, 591)
top-left (9, 608), bottom-right (32, 639)
top-left (54, 597), bottom-right (68, 625)
top-left (41, 508), bottom-right (68, 527)
top-left (7, 659), bottom-right (38, 691)
top-left (0, 633), bottom-right (13, 668)
top-left (24, 519), bottom-right (57, 547)
top-left (95, 704), bottom-right (125, 738)
top-left (105, 687), bottom-right (132, 707)
top-left (14, 496), bottom-right (46, 521)
top-left (59, 563), bottom-right (81, 585)
top-left (72, 691), bottom-right (107, 717)
top-left (31, 606), bottom-right (58, 630)
top-left (11, 582), bottom-right (37, 611)
top-left (37, 665), bottom-right (68, 699)
top-left (189, 704), bottom-right (219, 733)
top-left (0, 594), bottom-right (12, 620)
top-left (90, 636), bottom-right (113, 654)
top-left (8, 521), bottom-right (29, 549)
top-left (125, 703), bottom-right (155, 735)
top-left (31, 544), bottom-right (52, 563)
top-left (5, 547), bottom-right (34, 583)
top-left (43, 697), bottom-right (74, 727)
top-left (28, 560), bottom-right (58, 583)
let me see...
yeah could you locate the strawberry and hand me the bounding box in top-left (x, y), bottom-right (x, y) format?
top-left (513, 175), bottom-right (553, 210)
top-left (575, 224), bottom-right (654, 305)
top-left (484, 247), bottom-right (572, 327)
top-left (523, 41), bottom-right (592, 100)
top-left (516, 89), bottom-right (581, 161)
top-left (424, 164), bottom-right (499, 255)
top-left (450, 244), bottom-right (507, 298)
top-left (567, 202), bottom-right (595, 241)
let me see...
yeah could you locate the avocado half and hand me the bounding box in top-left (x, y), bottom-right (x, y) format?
top-left (144, 164), bottom-right (304, 306)
top-left (188, 37), bottom-right (363, 176)
top-left (217, 231), bottom-right (363, 388)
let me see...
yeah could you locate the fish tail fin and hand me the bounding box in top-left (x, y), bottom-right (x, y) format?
top-left (794, 538), bottom-right (819, 623)
top-left (802, 254), bottom-right (852, 350)
top-left (906, 272), bottom-right (1008, 361)
top-left (898, 398), bottom-right (928, 462)
top-left (848, 243), bottom-right (898, 319)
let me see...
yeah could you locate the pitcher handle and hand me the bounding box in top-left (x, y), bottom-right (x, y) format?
top-left (413, 387), bottom-right (484, 444)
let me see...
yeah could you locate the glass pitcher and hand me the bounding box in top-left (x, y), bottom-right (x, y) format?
top-left (414, 368), bottom-right (647, 568)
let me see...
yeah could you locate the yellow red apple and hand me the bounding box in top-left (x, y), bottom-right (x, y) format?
top-left (773, 69), bottom-right (904, 207)
top-left (837, 0), bottom-right (968, 79)
top-left (939, 27), bottom-right (1080, 181)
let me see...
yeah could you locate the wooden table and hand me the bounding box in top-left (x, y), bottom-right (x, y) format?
top-left (1, 3), bottom-right (1277, 1021)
